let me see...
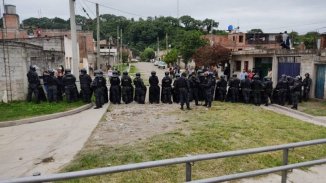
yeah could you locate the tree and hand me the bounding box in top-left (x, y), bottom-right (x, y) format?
top-left (164, 48), bottom-right (178, 65)
top-left (193, 44), bottom-right (231, 67)
top-left (247, 29), bottom-right (264, 34)
top-left (178, 30), bottom-right (208, 66)
top-left (122, 50), bottom-right (129, 64)
top-left (289, 31), bottom-right (300, 47)
top-left (302, 32), bottom-right (320, 49)
top-left (202, 18), bottom-right (219, 33)
top-left (140, 48), bottom-right (155, 62)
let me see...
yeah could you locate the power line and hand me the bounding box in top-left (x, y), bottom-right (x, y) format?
top-left (83, 0), bottom-right (145, 18)
top-left (80, 0), bottom-right (96, 18)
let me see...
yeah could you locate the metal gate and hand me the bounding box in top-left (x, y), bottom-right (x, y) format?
top-left (315, 65), bottom-right (326, 99)
top-left (277, 56), bottom-right (300, 80)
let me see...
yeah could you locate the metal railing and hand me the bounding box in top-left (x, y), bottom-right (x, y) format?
top-left (2, 139), bottom-right (326, 183)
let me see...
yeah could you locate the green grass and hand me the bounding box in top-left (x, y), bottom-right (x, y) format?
top-left (62, 102), bottom-right (326, 182)
top-left (129, 65), bottom-right (137, 75)
top-left (114, 64), bottom-right (129, 73)
top-left (0, 100), bottom-right (85, 122)
top-left (298, 100), bottom-right (326, 116)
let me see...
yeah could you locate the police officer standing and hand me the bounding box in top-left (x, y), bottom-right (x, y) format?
top-left (202, 72), bottom-right (213, 108)
top-left (240, 75), bottom-right (251, 104)
top-left (62, 69), bottom-right (77, 103)
top-left (251, 75), bottom-right (263, 106)
top-left (263, 76), bottom-right (273, 106)
top-left (121, 71), bottom-right (134, 104)
top-left (133, 73), bottom-right (146, 104)
top-left (79, 68), bottom-right (92, 103)
top-left (276, 74), bottom-right (288, 106)
top-left (188, 71), bottom-right (200, 105)
top-left (303, 73), bottom-right (312, 101)
top-left (291, 76), bottom-right (302, 110)
top-left (92, 70), bottom-right (106, 109)
top-left (47, 69), bottom-right (59, 103)
top-left (172, 73), bottom-right (180, 103)
top-left (27, 65), bottom-right (40, 103)
top-left (215, 75), bottom-right (227, 101)
top-left (109, 71), bottom-right (121, 104)
top-left (149, 71), bottom-right (160, 104)
top-left (228, 74), bottom-right (240, 103)
top-left (175, 72), bottom-right (191, 110)
top-left (161, 71), bottom-right (173, 104)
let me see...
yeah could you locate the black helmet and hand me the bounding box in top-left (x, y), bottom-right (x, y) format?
top-left (112, 71), bottom-right (118, 75)
top-left (30, 65), bottom-right (36, 71)
top-left (264, 76), bottom-right (271, 81)
top-left (151, 71), bottom-right (156, 75)
top-left (80, 68), bottom-right (87, 74)
top-left (181, 72), bottom-right (187, 77)
top-left (123, 71), bottom-right (128, 76)
top-left (220, 75), bottom-right (225, 79)
top-left (165, 71), bottom-right (169, 76)
top-left (254, 75), bottom-right (260, 80)
top-left (136, 72), bottom-right (141, 77)
top-left (65, 69), bottom-right (71, 74)
top-left (305, 73), bottom-right (310, 77)
top-left (94, 70), bottom-right (100, 76)
top-left (48, 69), bottom-right (55, 75)
top-left (175, 73), bottom-right (180, 78)
top-left (232, 73), bottom-right (237, 78)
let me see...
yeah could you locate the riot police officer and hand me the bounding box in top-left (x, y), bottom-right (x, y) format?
top-left (47, 69), bottom-right (59, 102)
top-left (215, 75), bottom-right (227, 101)
top-left (149, 71), bottom-right (160, 104)
top-left (263, 76), bottom-right (273, 106)
top-left (79, 68), bottom-right (92, 103)
top-left (121, 71), bottom-right (134, 104)
top-left (161, 71), bottom-right (172, 104)
top-left (172, 73), bottom-right (180, 103)
top-left (27, 65), bottom-right (40, 103)
top-left (251, 75), bottom-right (263, 106)
top-left (133, 73), bottom-right (146, 104)
top-left (303, 73), bottom-right (312, 101)
top-left (291, 76), bottom-right (302, 110)
top-left (276, 74), bottom-right (288, 106)
top-left (240, 75), bottom-right (251, 104)
top-left (202, 72), bottom-right (213, 108)
top-left (188, 71), bottom-right (200, 105)
top-left (92, 70), bottom-right (106, 109)
top-left (228, 74), bottom-right (240, 103)
top-left (175, 72), bottom-right (191, 110)
top-left (109, 71), bottom-right (121, 104)
top-left (62, 69), bottom-right (77, 103)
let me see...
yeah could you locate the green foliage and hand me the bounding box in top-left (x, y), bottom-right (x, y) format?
top-left (140, 48), bottom-right (155, 62)
top-left (63, 102), bottom-right (326, 182)
top-left (247, 28), bottom-right (264, 34)
top-left (302, 32), bottom-right (320, 49)
top-left (0, 100), bottom-right (84, 122)
top-left (178, 30), bottom-right (208, 66)
top-left (121, 51), bottom-right (129, 63)
top-left (289, 31), bottom-right (300, 46)
top-left (164, 48), bottom-right (179, 65)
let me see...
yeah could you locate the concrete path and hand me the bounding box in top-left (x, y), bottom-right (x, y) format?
top-left (237, 104), bottom-right (326, 183)
top-left (0, 103), bottom-right (109, 180)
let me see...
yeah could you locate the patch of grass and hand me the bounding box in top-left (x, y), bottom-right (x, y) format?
top-left (0, 100), bottom-right (85, 122)
top-left (62, 102), bottom-right (326, 182)
top-left (298, 100), bottom-right (326, 116)
top-left (114, 64), bottom-right (128, 73)
top-left (129, 65), bottom-right (137, 75)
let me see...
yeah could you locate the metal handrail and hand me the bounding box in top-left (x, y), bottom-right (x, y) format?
top-left (2, 139), bottom-right (326, 183)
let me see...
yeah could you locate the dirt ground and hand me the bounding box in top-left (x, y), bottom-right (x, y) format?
top-left (86, 103), bottom-right (186, 148)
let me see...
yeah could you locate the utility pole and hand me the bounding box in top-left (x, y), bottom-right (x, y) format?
top-left (157, 37), bottom-right (160, 60)
top-left (166, 33), bottom-right (168, 54)
top-left (120, 28), bottom-right (122, 64)
top-left (69, 0), bottom-right (79, 80)
top-left (96, 3), bottom-right (100, 70)
top-left (116, 26), bottom-right (119, 68)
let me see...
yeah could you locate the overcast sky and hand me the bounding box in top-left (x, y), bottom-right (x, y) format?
top-left (3, 0), bottom-right (326, 34)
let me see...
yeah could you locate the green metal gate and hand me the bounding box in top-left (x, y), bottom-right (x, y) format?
top-left (315, 65), bottom-right (326, 99)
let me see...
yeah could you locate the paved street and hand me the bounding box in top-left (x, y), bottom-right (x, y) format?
top-left (0, 104), bottom-right (109, 180)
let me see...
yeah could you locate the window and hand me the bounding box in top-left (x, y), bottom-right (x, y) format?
top-left (239, 35), bottom-right (244, 43)
top-left (233, 36), bottom-right (236, 41)
top-left (244, 61), bottom-right (249, 71)
top-left (235, 61), bottom-right (241, 71)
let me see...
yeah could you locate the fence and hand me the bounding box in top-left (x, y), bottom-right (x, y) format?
top-left (2, 139), bottom-right (326, 183)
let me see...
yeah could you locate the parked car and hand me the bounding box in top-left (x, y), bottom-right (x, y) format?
top-left (154, 60), bottom-right (160, 66)
top-left (158, 61), bottom-right (167, 69)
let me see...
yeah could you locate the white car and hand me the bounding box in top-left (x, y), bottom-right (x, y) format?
top-left (154, 60), bottom-right (160, 66)
top-left (158, 61), bottom-right (167, 69)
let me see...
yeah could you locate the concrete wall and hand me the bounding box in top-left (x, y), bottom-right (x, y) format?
top-left (0, 42), bottom-right (64, 102)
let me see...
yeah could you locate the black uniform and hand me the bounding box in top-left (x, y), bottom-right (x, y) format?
top-left (133, 76), bottom-right (146, 104)
top-left (172, 76), bottom-right (180, 103)
top-left (188, 75), bottom-right (200, 105)
top-left (110, 75), bottom-right (121, 104)
top-left (57, 74), bottom-right (64, 101)
top-left (276, 76), bottom-right (288, 106)
top-left (161, 75), bottom-right (173, 104)
top-left (202, 75), bottom-right (213, 107)
top-left (263, 78), bottom-right (273, 106)
top-left (291, 77), bottom-right (302, 109)
top-left (228, 76), bottom-right (240, 103)
top-left (80, 72), bottom-right (92, 103)
top-left (174, 75), bottom-right (190, 109)
top-left (62, 71), bottom-right (77, 103)
top-left (149, 74), bottom-right (160, 104)
top-left (251, 76), bottom-right (263, 106)
top-left (240, 77), bottom-right (251, 103)
top-left (27, 67), bottom-right (40, 103)
top-left (92, 73), bottom-right (106, 108)
top-left (121, 74), bottom-right (134, 104)
top-left (214, 77), bottom-right (227, 101)
top-left (302, 75), bottom-right (312, 101)
top-left (47, 72), bottom-right (59, 102)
